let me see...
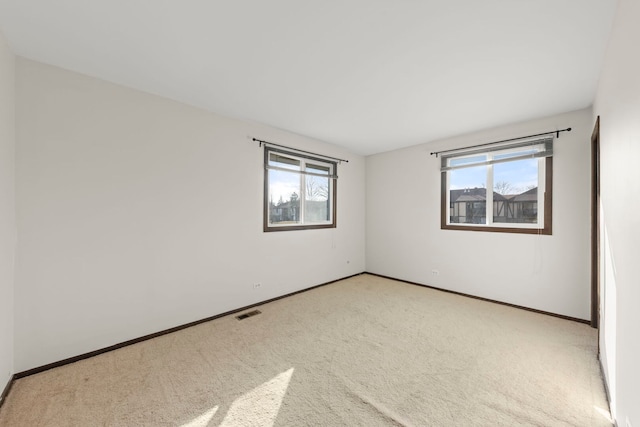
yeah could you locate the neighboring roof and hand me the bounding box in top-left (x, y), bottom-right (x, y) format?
top-left (512, 187), bottom-right (539, 202)
top-left (456, 194), bottom-right (485, 202)
top-left (450, 188), bottom-right (487, 203)
top-left (450, 187), bottom-right (538, 203)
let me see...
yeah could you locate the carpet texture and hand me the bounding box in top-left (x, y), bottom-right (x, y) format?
top-left (0, 274), bottom-right (611, 426)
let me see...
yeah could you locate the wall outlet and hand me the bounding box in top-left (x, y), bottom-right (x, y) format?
top-left (253, 283), bottom-right (262, 289)
top-left (431, 269), bottom-right (440, 276)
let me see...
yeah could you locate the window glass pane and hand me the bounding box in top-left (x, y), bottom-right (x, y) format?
top-left (449, 154), bottom-right (487, 168)
top-left (493, 158), bottom-right (538, 224)
top-left (305, 174), bottom-right (330, 222)
top-left (269, 153), bottom-right (300, 171)
top-left (449, 165), bottom-right (487, 224)
top-left (442, 140), bottom-right (551, 234)
top-left (307, 163), bottom-right (331, 175)
top-left (493, 148), bottom-right (538, 160)
top-left (264, 147), bottom-right (337, 231)
top-left (268, 169), bottom-right (301, 225)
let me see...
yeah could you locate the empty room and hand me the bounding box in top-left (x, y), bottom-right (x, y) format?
top-left (0, 0), bottom-right (638, 426)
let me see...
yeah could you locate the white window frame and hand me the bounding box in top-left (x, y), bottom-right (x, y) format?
top-left (441, 138), bottom-right (553, 235)
top-left (264, 147), bottom-right (337, 232)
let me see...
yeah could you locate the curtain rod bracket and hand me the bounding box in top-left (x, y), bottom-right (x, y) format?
top-left (558, 127), bottom-right (571, 138)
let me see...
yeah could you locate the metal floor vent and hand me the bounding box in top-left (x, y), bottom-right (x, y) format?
top-left (236, 310), bottom-right (261, 320)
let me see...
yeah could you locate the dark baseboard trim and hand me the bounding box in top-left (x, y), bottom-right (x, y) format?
top-left (365, 272), bottom-right (590, 325)
top-left (0, 374), bottom-right (15, 410)
top-left (15, 272), bottom-right (364, 380)
top-left (12, 271), bottom-right (590, 382)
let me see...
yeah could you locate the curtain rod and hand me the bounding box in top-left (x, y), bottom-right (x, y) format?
top-left (429, 127), bottom-right (572, 158)
top-left (252, 138), bottom-right (349, 163)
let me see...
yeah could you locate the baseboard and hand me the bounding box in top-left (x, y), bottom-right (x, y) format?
top-left (365, 272), bottom-right (590, 325)
top-left (0, 374), bottom-right (15, 410)
top-left (11, 271), bottom-right (588, 381)
top-left (15, 272), bottom-right (364, 380)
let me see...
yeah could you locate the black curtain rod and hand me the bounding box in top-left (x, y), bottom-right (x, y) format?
top-left (253, 138), bottom-right (349, 163)
top-left (429, 127), bottom-right (572, 157)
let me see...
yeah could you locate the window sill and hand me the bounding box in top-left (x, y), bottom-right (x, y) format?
top-left (264, 223), bottom-right (336, 232)
top-left (441, 224), bottom-right (552, 235)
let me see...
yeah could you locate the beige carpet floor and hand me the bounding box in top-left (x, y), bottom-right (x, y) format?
top-left (0, 274), bottom-right (611, 426)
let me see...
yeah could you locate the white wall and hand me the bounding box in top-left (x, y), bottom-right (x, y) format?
top-left (593, 0), bottom-right (640, 424)
top-left (14, 59), bottom-right (365, 372)
top-left (0, 31), bottom-right (15, 391)
top-left (366, 108), bottom-right (593, 320)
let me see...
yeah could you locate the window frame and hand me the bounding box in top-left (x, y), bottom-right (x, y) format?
top-left (440, 145), bottom-right (553, 235)
top-left (263, 146), bottom-right (337, 232)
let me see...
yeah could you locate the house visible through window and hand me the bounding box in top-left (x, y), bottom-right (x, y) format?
top-left (441, 138), bottom-right (552, 234)
top-left (264, 147), bottom-right (337, 231)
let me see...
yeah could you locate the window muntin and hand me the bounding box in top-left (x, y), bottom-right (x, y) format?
top-left (442, 138), bottom-right (552, 234)
top-left (264, 147), bottom-right (336, 231)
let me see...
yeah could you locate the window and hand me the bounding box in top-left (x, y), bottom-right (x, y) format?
top-left (264, 147), bottom-right (337, 231)
top-left (441, 138), bottom-right (552, 234)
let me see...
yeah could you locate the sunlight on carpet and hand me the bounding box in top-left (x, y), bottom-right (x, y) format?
top-left (594, 405), bottom-right (613, 424)
top-left (0, 275), bottom-right (610, 426)
top-left (180, 406), bottom-right (219, 427)
top-left (219, 368), bottom-right (294, 426)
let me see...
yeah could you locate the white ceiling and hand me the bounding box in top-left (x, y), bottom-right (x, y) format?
top-left (0, 0), bottom-right (617, 156)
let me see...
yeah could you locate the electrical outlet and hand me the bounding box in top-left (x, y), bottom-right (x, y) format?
top-left (253, 283), bottom-right (262, 289)
top-left (431, 269), bottom-right (440, 276)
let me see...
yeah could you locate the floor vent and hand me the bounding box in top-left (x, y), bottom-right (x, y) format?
top-left (236, 310), bottom-right (261, 320)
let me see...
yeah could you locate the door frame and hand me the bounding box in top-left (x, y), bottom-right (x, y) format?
top-left (591, 116), bottom-right (601, 329)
